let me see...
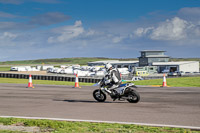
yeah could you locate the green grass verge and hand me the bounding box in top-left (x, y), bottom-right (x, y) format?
top-left (0, 117), bottom-right (199, 133)
top-left (0, 76), bottom-right (200, 87)
top-left (132, 76), bottom-right (200, 87)
top-left (0, 67), bottom-right (10, 72)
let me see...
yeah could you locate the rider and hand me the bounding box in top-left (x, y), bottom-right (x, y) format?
top-left (103, 63), bottom-right (122, 96)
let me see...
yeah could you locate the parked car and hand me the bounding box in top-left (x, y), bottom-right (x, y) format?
top-left (132, 76), bottom-right (143, 81)
top-left (176, 71), bottom-right (185, 76)
top-left (193, 72), bottom-right (199, 73)
top-left (162, 69), bottom-right (170, 73)
top-left (10, 67), bottom-right (18, 71)
top-left (168, 72), bottom-right (178, 76)
top-left (168, 71), bottom-right (185, 76)
top-left (185, 72), bottom-right (191, 74)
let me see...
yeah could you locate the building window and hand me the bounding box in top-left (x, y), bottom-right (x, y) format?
top-left (141, 52), bottom-right (145, 57)
top-left (117, 65), bottom-right (121, 68)
top-left (124, 65), bottom-right (128, 68)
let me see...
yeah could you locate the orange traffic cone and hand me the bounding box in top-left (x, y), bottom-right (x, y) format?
top-left (162, 74), bottom-right (167, 87)
top-left (74, 74), bottom-right (81, 88)
top-left (27, 74), bottom-right (34, 88)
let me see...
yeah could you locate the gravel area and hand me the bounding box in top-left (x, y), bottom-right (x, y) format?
top-left (0, 124), bottom-right (40, 133)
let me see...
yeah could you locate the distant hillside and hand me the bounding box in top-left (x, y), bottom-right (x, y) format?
top-left (170, 58), bottom-right (200, 62)
top-left (0, 57), bottom-right (138, 66)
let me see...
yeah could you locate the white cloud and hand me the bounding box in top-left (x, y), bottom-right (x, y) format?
top-left (47, 20), bottom-right (129, 47)
top-left (112, 36), bottom-right (124, 43)
top-left (74, 20), bottom-right (82, 27)
top-left (194, 26), bottom-right (200, 36)
top-left (134, 27), bottom-right (154, 37)
top-left (134, 28), bottom-right (145, 37)
top-left (134, 17), bottom-right (198, 41)
top-left (48, 20), bottom-right (84, 43)
top-left (85, 29), bottom-right (96, 36)
top-left (150, 17), bottom-right (188, 40)
top-left (0, 32), bottom-right (17, 40)
top-left (0, 32), bottom-right (18, 47)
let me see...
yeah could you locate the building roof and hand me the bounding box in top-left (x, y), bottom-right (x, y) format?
top-left (138, 55), bottom-right (170, 58)
top-left (145, 55), bottom-right (170, 58)
top-left (152, 61), bottom-right (198, 66)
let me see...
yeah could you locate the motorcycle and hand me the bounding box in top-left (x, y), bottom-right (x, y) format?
top-left (93, 79), bottom-right (140, 103)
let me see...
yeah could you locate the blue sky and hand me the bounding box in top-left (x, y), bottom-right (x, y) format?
top-left (0, 0), bottom-right (200, 61)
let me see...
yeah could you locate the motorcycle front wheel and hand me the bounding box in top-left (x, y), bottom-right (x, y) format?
top-left (127, 89), bottom-right (140, 103)
top-left (93, 89), bottom-right (106, 102)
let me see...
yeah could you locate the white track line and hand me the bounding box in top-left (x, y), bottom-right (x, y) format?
top-left (0, 116), bottom-right (200, 130)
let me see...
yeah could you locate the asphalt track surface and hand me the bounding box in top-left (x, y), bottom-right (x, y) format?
top-left (0, 83), bottom-right (200, 128)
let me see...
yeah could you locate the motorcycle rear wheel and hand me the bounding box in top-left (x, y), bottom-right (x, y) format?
top-left (93, 89), bottom-right (106, 102)
top-left (127, 89), bottom-right (140, 103)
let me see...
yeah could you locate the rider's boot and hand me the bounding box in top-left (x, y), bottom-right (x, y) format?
top-left (110, 91), bottom-right (118, 101)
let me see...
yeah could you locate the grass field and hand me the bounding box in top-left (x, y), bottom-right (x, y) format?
top-left (0, 117), bottom-right (199, 133)
top-left (0, 76), bottom-right (200, 87)
top-left (0, 67), bottom-right (10, 71)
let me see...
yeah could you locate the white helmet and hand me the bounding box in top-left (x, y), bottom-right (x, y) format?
top-left (105, 63), bottom-right (112, 71)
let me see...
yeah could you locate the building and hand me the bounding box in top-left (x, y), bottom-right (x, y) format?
top-left (138, 50), bottom-right (199, 73)
top-left (152, 61), bottom-right (199, 73)
top-left (139, 50), bottom-right (170, 67)
top-left (87, 50), bottom-right (199, 74)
